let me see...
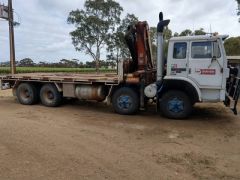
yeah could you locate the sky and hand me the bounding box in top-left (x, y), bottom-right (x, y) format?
top-left (0, 0), bottom-right (239, 63)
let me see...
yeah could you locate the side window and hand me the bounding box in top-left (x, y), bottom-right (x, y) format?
top-left (173, 42), bottom-right (187, 59)
top-left (191, 42), bottom-right (212, 59)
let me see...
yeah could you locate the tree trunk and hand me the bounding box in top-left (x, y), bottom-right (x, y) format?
top-left (95, 48), bottom-right (100, 73)
top-left (116, 49), bottom-right (119, 73)
top-left (96, 59), bottom-right (100, 73)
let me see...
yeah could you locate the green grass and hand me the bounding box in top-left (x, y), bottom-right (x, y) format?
top-left (0, 67), bottom-right (116, 74)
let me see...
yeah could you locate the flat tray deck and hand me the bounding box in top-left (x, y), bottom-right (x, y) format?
top-left (0, 73), bottom-right (120, 84)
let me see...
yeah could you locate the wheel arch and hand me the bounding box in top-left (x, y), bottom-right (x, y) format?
top-left (110, 83), bottom-right (140, 101)
top-left (161, 77), bottom-right (202, 103)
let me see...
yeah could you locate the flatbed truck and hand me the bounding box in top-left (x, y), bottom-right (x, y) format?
top-left (1, 12), bottom-right (239, 119)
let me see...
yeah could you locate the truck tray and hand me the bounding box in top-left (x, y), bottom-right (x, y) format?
top-left (0, 73), bottom-right (121, 84)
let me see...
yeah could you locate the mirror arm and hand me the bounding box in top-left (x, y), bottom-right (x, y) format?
top-left (208, 56), bottom-right (223, 69)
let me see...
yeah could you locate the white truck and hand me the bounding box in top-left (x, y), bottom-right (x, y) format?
top-left (1, 12), bottom-right (239, 119)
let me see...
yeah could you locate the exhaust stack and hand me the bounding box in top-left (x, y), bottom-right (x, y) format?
top-left (157, 12), bottom-right (170, 81)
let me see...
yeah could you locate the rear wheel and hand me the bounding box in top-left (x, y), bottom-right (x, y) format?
top-left (112, 87), bottom-right (139, 115)
top-left (40, 84), bottom-right (62, 107)
top-left (16, 83), bottom-right (39, 105)
top-left (160, 90), bottom-right (192, 119)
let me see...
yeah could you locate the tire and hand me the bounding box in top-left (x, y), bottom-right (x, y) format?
top-left (112, 87), bottom-right (139, 115)
top-left (159, 90), bottom-right (192, 119)
top-left (40, 84), bottom-right (62, 107)
top-left (16, 83), bottom-right (39, 105)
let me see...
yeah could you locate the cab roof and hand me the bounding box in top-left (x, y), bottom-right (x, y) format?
top-left (170, 35), bottom-right (229, 41)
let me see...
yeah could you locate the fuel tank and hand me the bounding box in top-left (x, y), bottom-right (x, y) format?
top-left (75, 85), bottom-right (107, 101)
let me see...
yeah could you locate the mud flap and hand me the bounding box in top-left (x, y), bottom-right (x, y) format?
top-left (225, 77), bottom-right (240, 115)
top-left (231, 78), bottom-right (240, 115)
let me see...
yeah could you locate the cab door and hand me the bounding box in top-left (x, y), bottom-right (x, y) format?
top-left (188, 41), bottom-right (223, 88)
top-left (167, 41), bottom-right (189, 77)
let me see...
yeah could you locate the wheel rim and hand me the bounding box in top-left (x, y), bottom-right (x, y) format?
top-left (168, 97), bottom-right (184, 113)
top-left (43, 89), bottom-right (55, 102)
top-left (117, 95), bottom-right (132, 110)
top-left (20, 88), bottom-right (31, 100)
top-left (47, 91), bottom-right (54, 100)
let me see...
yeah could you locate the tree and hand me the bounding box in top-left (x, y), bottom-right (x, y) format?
top-left (178, 28), bottom-right (206, 36)
top-left (85, 61), bottom-right (95, 68)
top-left (60, 59), bottom-right (79, 68)
top-left (237, 0), bottom-right (240, 22)
top-left (19, 58), bottom-right (35, 67)
top-left (38, 61), bottom-right (48, 67)
top-left (164, 27), bottom-right (172, 41)
top-left (0, 61), bottom-right (10, 67)
top-left (224, 37), bottom-right (240, 56)
top-left (107, 14), bottom-right (138, 63)
top-left (163, 27), bottom-right (172, 60)
top-left (150, 27), bottom-right (172, 64)
top-left (173, 32), bottom-right (179, 37)
top-left (194, 28), bottom-right (206, 35)
top-left (67, 0), bottom-right (123, 73)
top-left (180, 29), bottom-right (192, 36)
top-left (150, 27), bottom-right (157, 45)
top-left (149, 27), bottom-right (157, 65)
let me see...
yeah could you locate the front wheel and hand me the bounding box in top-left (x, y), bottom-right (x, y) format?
top-left (112, 87), bottom-right (139, 115)
top-left (159, 90), bottom-right (192, 119)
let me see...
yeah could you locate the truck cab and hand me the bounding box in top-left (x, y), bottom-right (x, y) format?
top-left (166, 35), bottom-right (229, 102)
top-left (154, 34), bottom-right (240, 119)
top-left (144, 13), bottom-right (240, 119)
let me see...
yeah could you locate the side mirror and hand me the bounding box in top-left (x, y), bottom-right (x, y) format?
top-left (211, 56), bottom-right (217, 63)
top-left (209, 41), bottom-right (223, 70)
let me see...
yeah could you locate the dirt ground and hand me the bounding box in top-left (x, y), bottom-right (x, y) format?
top-left (0, 89), bottom-right (240, 180)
